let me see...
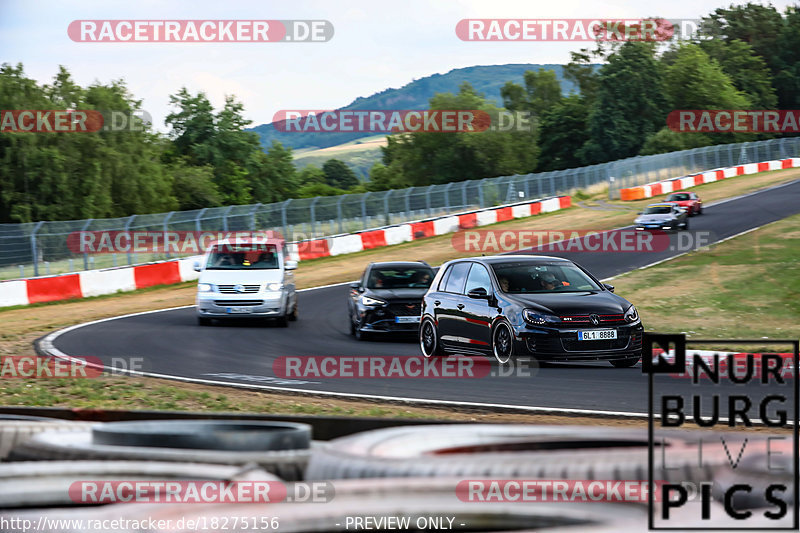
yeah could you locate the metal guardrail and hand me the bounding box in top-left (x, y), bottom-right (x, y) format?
top-left (1, 137), bottom-right (798, 278)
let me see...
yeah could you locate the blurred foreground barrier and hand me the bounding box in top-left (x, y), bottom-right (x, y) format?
top-left (306, 424), bottom-right (751, 483)
top-left (7, 420), bottom-right (316, 481)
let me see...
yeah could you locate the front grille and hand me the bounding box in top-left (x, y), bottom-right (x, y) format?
top-left (213, 300), bottom-right (263, 306)
top-left (561, 334), bottom-right (630, 352)
top-left (387, 302), bottom-right (422, 316)
top-left (217, 284), bottom-right (260, 294)
top-left (560, 314), bottom-right (627, 327)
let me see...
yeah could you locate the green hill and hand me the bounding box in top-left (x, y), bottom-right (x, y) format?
top-left (250, 63), bottom-right (590, 153)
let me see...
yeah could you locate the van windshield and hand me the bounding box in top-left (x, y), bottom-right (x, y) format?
top-left (205, 245), bottom-right (280, 270)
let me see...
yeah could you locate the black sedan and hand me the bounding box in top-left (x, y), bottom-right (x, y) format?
top-left (348, 261), bottom-right (435, 340)
top-left (419, 255), bottom-right (643, 367)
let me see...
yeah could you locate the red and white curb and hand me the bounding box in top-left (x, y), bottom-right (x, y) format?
top-left (0, 196), bottom-right (570, 308)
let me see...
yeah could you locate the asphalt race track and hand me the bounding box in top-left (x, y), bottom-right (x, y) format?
top-left (50, 179), bottom-right (800, 416)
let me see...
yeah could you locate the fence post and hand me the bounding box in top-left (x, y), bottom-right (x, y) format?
top-left (162, 211), bottom-right (175, 259)
top-left (337, 196), bottom-right (345, 233)
top-left (383, 190), bottom-right (392, 226)
top-left (426, 185), bottom-right (435, 215)
top-left (361, 193), bottom-right (369, 230)
top-left (250, 203), bottom-right (261, 232)
top-left (221, 205), bottom-right (234, 232)
top-left (125, 214), bottom-right (137, 265)
top-left (79, 219), bottom-right (93, 271)
top-left (30, 221), bottom-right (44, 277)
top-left (281, 199), bottom-right (291, 240)
top-left (444, 182), bottom-right (455, 213)
top-left (310, 197), bottom-right (319, 236)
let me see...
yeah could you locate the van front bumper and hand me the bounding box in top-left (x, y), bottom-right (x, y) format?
top-left (196, 293), bottom-right (287, 317)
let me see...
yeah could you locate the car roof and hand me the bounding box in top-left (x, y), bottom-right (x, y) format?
top-left (449, 255), bottom-right (572, 265)
top-left (368, 261), bottom-right (432, 269)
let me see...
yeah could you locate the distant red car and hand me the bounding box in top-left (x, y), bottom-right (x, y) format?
top-left (665, 191), bottom-right (703, 216)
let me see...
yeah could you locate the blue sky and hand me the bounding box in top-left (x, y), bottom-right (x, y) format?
top-left (2, 0), bottom-right (795, 130)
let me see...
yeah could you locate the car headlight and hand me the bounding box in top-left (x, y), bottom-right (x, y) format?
top-left (360, 295), bottom-right (387, 306)
top-left (266, 282), bottom-right (283, 291)
top-left (523, 309), bottom-right (560, 325)
top-left (197, 283), bottom-right (214, 292)
top-left (624, 305), bottom-right (639, 323)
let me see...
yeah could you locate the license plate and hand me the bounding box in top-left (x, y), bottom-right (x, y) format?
top-left (226, 307), bottom-right (253, 314)
top-left (396, 316), bottom-right (420, 323)
top-left (578, 329), bottom-right (617, 341)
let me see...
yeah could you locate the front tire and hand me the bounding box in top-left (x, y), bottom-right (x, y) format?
top-left (682, 219), bottom-right (689, 230)
top-left (491, 322), bottom-right (514, 364)
top-left (197, 317), bottom-right (212, 326)
top-left (287, 300), bottom-right (298, 321)
top-left (275, 315), bottom-right (288, 328)
top-left (420, 318), bottom-right (446, 357)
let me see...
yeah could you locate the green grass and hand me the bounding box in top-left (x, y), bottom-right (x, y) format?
top-left (611, 213), bottom-right (800, 350)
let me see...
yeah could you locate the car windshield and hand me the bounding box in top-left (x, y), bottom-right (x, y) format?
top-left (367, 266), bottom-right (434, 289)
top-left (668, 193), bottom-right (690, 201)
top-left (643, 206), bottom-right (672, 214)
top-left (205, 245), bottom-right (280, 270)
top-left (491, 262), bottom-right (601, 293)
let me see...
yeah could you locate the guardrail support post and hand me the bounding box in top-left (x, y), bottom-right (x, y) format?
top-left (80, 219), bottom-right (93, 271)
top-left (250, 203), bottom-right (261, 232)
top-left (360, 193), bottom-right (369, 230)
top-left (222, 205), bottom-right (234, 232)
top-left (30, 221), bottom-right (44, 277)
top-left (337, 196), bottom-right (345, 233)
top-left (383, 190), bottom-right (392, 226)
top-left (281, 199), bottom-right (291, 240)
top-left (310, 197), bottom-right (319, 237)
top-left (162, 211), bottom-right (175, 259)
top-left (125, 214), bottom-right (136, 265)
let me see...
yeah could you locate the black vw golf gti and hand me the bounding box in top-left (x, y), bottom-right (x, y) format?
top-left (348, 261), bottom-right (435, 340)
top-left (419, 256), bottom-right (643, 367)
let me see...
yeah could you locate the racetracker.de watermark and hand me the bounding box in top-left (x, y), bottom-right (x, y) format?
top-left (273, 356), bottom-right (535, 379)
top-left (67, 230), bottom-right (285, 254)
top-left (68, 20), bottom-right (333, 42)
top-left (456, 480), bottom-right (664, 502)
top-left (0, 109), bottom-right (151, 133)
top-left (0, 356), bottom-right (102, 378)
top-left (455, 19), bottom-right (701, 41)
top-left (668, 110), bottom-right (800, 133)
top-left (70, 480), bottom-right (333, 504)
top-left (451, 229), bottom-right (713, 254)
top-left (272, 110), bottom-right (533, 133)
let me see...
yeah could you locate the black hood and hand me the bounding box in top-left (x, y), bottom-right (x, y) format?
top-left (367, 287), bottom-right (429, 300)
top-left (505, 291), bottom-right (631, 315)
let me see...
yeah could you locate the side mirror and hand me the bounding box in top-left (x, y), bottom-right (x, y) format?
top-left (467, 287), bottom-right (490, 299)
top-left (603, 283), bottom-right (615, 293)
top-left (193, 261), bottom-right (202, 272)
top-left (284, 260), bottom-right (298, 271)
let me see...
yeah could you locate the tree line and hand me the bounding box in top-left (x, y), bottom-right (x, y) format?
top-left (0, 68), bottom-right (362, 223)
top-left (368, 3), bottom-right (800, 189)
